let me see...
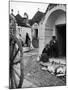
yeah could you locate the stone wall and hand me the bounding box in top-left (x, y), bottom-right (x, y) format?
top-left (38, 5), bottom-right (66, 55)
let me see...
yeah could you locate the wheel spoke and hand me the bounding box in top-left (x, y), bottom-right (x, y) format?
top-left (13, 60), bottom-right (20, 65)
top-left (13, 66), bottom-right (20, 79)
top-left (10, 73), bottom-right (14, 88)
top-left (10, 41), bottom-right (16, 60)
top-left (13, 70), bottom-right (18, 88)
top-left (9, 66), bottom-right (19, 88)
top-left (9, 76), bottom-right (11, 88)
top-left (11, 48), bottom-right (19, 62)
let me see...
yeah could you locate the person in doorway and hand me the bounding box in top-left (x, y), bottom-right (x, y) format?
top-left (25, 33), bottom-right (31, 47)
top-left (39, 44), bottom-right (50, 63)
top-left (50, 36), bottom-right (59, 57)
top-left (42, 44), bottom-right (51, 57)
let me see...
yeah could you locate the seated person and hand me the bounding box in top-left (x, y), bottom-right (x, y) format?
top-left (49, 36), bottom-right (59, 57)
top-left (40, 44), bottom-right (50, 63)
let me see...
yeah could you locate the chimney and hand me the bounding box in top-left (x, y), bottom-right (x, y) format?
top-left (18, 10), bottom-right (19, 14)
top-left (11, 9), bottom-right (14, 15)
top-left (38, 8), bottom-right (40, 11)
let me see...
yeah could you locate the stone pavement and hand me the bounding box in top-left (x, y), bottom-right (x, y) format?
top-left (22, 79), bottom-right (37, 88)
top-left (25, 62), bottom-right (65, 87)
top-left (22, 48), bottom-right (66, 88)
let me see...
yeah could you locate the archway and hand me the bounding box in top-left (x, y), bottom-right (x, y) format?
top-left (44, 6), bottom-right (66, 57)
top-left (39, 5), bottom-right (66, 57)
top-left (56, 24), bottom-right (66, 57)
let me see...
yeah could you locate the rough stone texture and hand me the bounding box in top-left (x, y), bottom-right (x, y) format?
top-left (22, 49), bottom-right (66, 88)
top-left (25, 61), bottom-right (66, 87)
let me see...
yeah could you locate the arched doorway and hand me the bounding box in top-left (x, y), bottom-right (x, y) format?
top-left (56, 24), bottom-right (66, 57)
top-left (44, 5), bottom-right (66, 57)
top-left (32, 23), bottom-right (39, 48)
top-left (39, 5), bottom-right (66, 57)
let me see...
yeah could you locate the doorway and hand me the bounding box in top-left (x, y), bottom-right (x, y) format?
top-left (56, 24), bottom-right (66, 57)
top-left (35, 29), bottom-right (38, 38)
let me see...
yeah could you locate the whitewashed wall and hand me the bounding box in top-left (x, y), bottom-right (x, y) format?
top-left (16, 26), bottom-right (32, 43)
top-left (38, 5), bottom-right (66, 56)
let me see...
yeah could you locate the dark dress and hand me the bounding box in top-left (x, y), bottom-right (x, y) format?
top-left (40, 44), bottom-right (50, 62)
top-left (50, 38), bottom-right (58, 57)
top-left (25, 33), bottom-right (30, 47)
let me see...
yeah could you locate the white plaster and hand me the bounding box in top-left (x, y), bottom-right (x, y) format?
top-left (39, 5), bottom-right (66, 55)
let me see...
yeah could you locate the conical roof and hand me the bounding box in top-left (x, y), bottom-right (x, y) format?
top-left (29, 11), bottom-right (44, 26)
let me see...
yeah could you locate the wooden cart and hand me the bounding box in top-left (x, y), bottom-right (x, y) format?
top-left (9, 14), bottom-right (24, 89)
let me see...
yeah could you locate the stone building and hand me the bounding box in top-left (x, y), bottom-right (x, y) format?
top-left (29, 10), bottom-right (44, 48)
top-left (38, 4), bottom-right (66, 57)
top-left (15, 11), bottom-right (32, 44)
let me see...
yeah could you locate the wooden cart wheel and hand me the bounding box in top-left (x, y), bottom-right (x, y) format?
top-left (9, 36), bottom-right (24, 89)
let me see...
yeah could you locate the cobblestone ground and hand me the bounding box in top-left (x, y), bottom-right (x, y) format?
top-left (22, 49), bottom-right (66, 88)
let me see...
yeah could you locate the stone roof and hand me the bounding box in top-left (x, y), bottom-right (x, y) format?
top-left (15, 14), bottom-right (30, 27)
top-left (29, 11), bottom-right (44, 26)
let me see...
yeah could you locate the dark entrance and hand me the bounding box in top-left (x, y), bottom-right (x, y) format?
top-left (56, 24), bottom-right (66, 57)
top-left (32, 29), bottom-right (39, 48)
top-left (35, 29), bottom-right (38, 38)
